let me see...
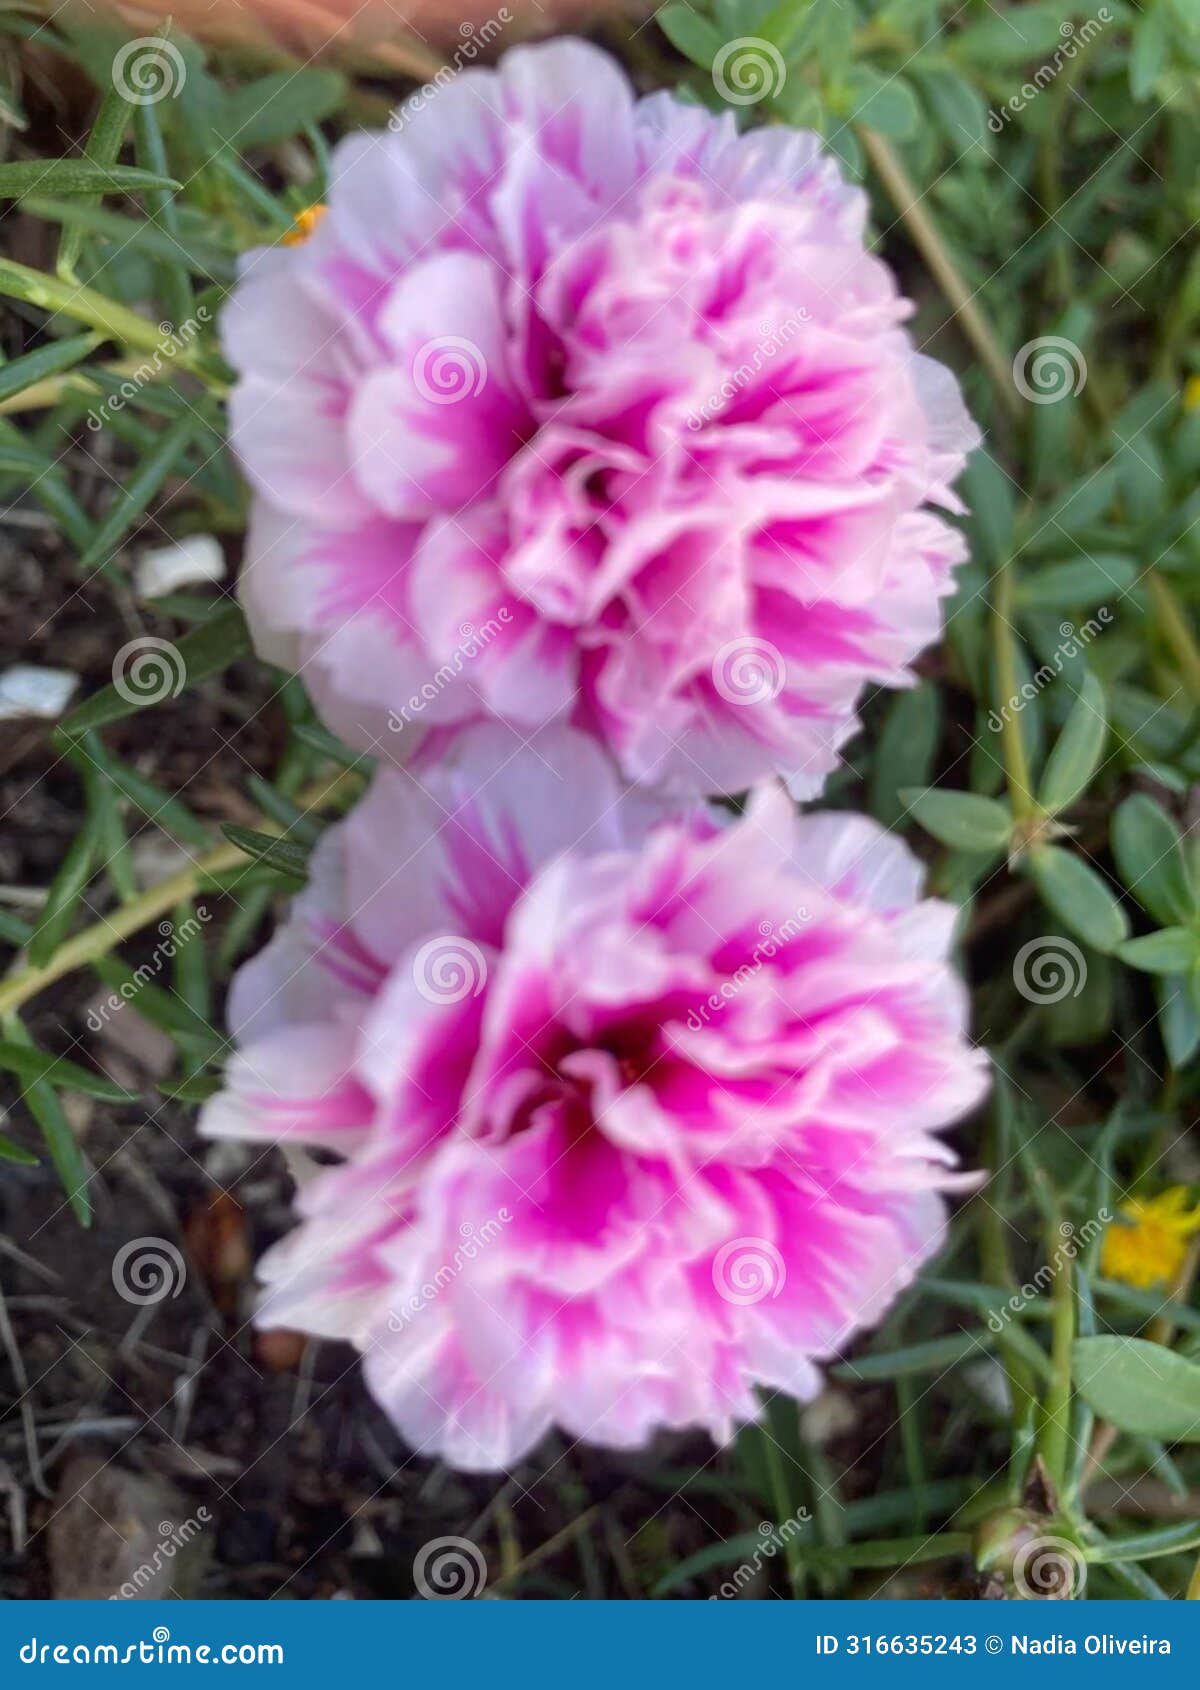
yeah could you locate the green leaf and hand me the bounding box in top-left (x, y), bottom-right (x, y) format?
top-left (1073, 1337), bottom-right (1200, 1444)
top-left (1118, 928), bottom-right (1199, 975)
top-left (62, 603), bottom-right (251, 735)
top-left (0, 1132), bottom-right (39, 1167)
top-left (851, 68), bottom-right (921, 139)
top-left (656, 3), bottom-right (724, 68)
top-left (57, 84), bottom-right (133, 279)
top-left (0, 330), bottom-right (101, 404)
top-left (1157, 975), bottom-right (1200, 1069)
top-left (0, 159), bottom-right (176, 199)
top-left (0, 1037), bottom-right (134, 1102)
top-left (26, 815), bottom-right (99, 968)
top-left (961, 452), bottom-right (1015, 566)
top-left (221, 825), bottom-right (312, 882)
top-left (1111, 795), bottom-right (1195, 926)
top-left (1016, 556), bottom-right (1135, 610)
top-left (1028, 845), bottom-right (1130, 953)
top-left (1130, 7), bottom-right (1169, 100)
top-left (1088, 1519), bottom-right (1200, 1565)
top-left (1038, 672), bottom-right (1108, 815)
top-left (869, 685), bottom-right (943, 830)
top-left (5, 1020), bottom-right (92, 1226)
top-left (913, 64), bottom-right (991, 156)
top-left (223, 69), bottom-right (346, 149)
top-left (77, 412), bottom-right (199, 571)
top-left (900, 788), bottom-right (1012, 852)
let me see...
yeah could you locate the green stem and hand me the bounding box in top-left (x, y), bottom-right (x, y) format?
top-left (0, 258), bottom-right (216, 383)
top-left (858, 129), bottom-right (1020, 423)
top-left (0, 771), bottom-right (356, 1018)
top-left (1037, 1222), bottom-right (1075, 1494)
top-left (1146, 569), bottom-right (1200, 705)
top-left (992, 558), bottom-right (1036, 820)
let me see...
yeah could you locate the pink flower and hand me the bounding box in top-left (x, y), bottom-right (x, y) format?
top-left (224, 39), bottom-right (978, 797)
top-left (201, 727), bottom-right (989, 1470)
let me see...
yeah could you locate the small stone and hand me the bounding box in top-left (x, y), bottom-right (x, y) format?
top-left (134, 534), bottom-right (226, 600)
top-left (0, 665), bottom-right (79, 721)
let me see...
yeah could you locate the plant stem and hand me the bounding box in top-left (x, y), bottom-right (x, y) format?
top-left (0, 771), bottom-right (357, 1018)
top-left (760, 1425), bottom-right (807, 1598)
top-left (0, 258), bottom-right (217, 383)
top-left (1146, 569), bottom-right (1200, 705)
top-left (1037, 1229), bottom-right (1075, 1494)
top-left (992, 558), bottom-right (1036, 820)
top-left (858, 128), bottom-right (1020, 422)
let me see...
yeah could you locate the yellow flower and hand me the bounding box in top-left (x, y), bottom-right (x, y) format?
top-left (282, 204), bottom-right (327, 247)
top-left (1184, 374), bottom-right (1200, 414)
top-left (1101, 1187), bottom-right (1200, 1290)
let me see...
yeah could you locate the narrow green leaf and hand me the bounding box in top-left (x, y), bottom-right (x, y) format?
top-left (57, 85), bottom-right (133, 279)
top-left (656, 3), bottom-right (725, 68)
top-left (0, 1037), bottom-right (134, 1102)
top-left (1027, 845), bottom-right (1130, 954)
top-left (900, 788), bottom-right (1012, 852)
top-left (221, 824), bottom-right (312, 882)
top-left (26, 815), bottom-right (99, 968)
top-left (1038, 672), bottom-right (1108, 815)
top-left (870, 685), bottom-right (942, 830)
top-left (0, 1132), bottom-right (39, 1167)
top-left (0, 330), bottom-right (101, 404)
top-left (0, 159), bottom-right (176, 199)
top-left (62, 603), bottom-right (250, 735)
top-left (78, 412), bottom-right (199, 572)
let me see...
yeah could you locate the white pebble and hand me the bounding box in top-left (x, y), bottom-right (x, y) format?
top-left (0, 664), bottom-right (79, 721)
top-left (135, 534), bottom-right (226, 600)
